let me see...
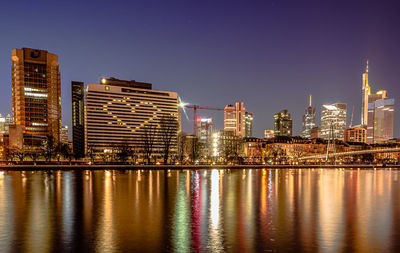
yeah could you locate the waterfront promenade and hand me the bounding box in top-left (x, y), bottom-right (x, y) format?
top-left (0, 164), bottom-right (399, 170)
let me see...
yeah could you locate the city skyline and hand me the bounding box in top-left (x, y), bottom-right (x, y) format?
top-left (0, 1), bottom-right (399, 138)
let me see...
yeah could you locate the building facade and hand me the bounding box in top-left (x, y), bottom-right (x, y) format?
top-left (224, 102), bottom-right (248, 137)
top-left (367, 98), bottom-right (394, 143)
top-left (85, 78), bottom-right (180, 154)
top-left (72, 81), bottom-right (85, 158)
top-left (61, 125), bottom-right (69, 144)
top-left (274, 109), bottom-right (292, 137)
top-left (11, 48), bottom-right (61, 151)
top-left (320, 103), bottom-right (347, 140)
top-left (196, 117), bottom-right (212, 156)
top-left (264, 129), bottom-right (274, 139)
top-left (244, 111), bottom-right (253, 137)
top-left (302, 95), bottom-right (316, 138)
top-left (344, 127), bottom-right (367, 143)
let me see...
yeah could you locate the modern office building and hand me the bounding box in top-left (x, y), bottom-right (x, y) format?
top-left (264, 129), bottom-right (274, 139)
top-left (11, 48), bottom-right (61, 151)
top-left (320, 103), bottom-right (347, 140)
top-left (244, 111), bottom-right (253, 137)
top-left (302, 95), bottom-right (316, 139)
top-left (211, 130), bottom-right (240, 158)
top-left (224, 102), bottom-right (247, 137)
top-left (367, 98), bottom-right (394, 143)
top-left (61, 125), bottom-right (69, 144)
top-left (274, 109), bottom-right (292, 137)
top-left (85, 77), bottom-right (180, 154)
top-left (361, 60), bottom-right (387, 126)
top-left (72, 81), bottom-right (85, 158)
top-left (196, 117), bottom-right (212, 156)
top-left (344, 127), bottom-right (367, 143)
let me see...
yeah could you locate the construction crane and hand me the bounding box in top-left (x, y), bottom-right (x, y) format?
top-left (177, 98), bottom-right (241, 135)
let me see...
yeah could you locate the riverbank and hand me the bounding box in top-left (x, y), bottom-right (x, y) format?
top-left (0, 164), bottom-right (399, 170)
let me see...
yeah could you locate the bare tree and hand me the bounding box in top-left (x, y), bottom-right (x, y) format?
top-left (264, 145), bottom-right (286, 163)
top-left (87, 144), bottom-right (96, 164)
top-left (11, 148), bottom-right (26, 162)
top-left (60, 143), bottom-right (73, 164)
top-left (186, 136), bottom-right (204, 164)
top-left (159, 115), bottom-right (178, 164)
top-left (219, 136), bottom-right (242, 164)
top-left (142, 124), bottom-right (156, 165)
top-left (43, 135), bottom-right (57, 162)
top-left (113, 140), bottom-right (134, 163)
top-left (177, 132), bottom-right (187, 164)
top-left (291, 145), bottom-right (306, 161)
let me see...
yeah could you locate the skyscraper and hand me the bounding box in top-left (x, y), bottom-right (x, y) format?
top-left (361, 60), bottom-right (370, 126)
top-left (85, 77), bottom-right (180, 153)
top-left (196, 117), bottom-right (212, 156)
top-left (361, 60), bottom-right (387, 126)
top-left (11, 48), bottom-right (61, 150)
top-left (61, 125), bottom-right (69, 144)
top-left (224, 102), bottom-right (252, 137)
top-left (367, 98), bottom-right (394, 143)
top-left (302, 95), bottom-right (316, 139)
top-left (320, 103), bottom-right (347, 140)
top-left (72, 81), bottom-right (85, 158)
top-left (244, 111), bottom-right (253, 137)
top-left (274, 110), bottom-right (292, 137)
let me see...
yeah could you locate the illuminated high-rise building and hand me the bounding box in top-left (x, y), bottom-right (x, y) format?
top-left (244, 111), bottom-right (253, 137)
top-left (196, 117), bottom-right (212, 156)
top-left (361, 60), bottom-right (370, 126)
top-left (61, 125), bottom-right (69, 144)
top-left (320, 103), bottom-right (347, 140)
top-left (302, 94), bottom-right (316, 139)
top-left (72, 81), bottom-right (85, 158)
top-left (367, 98), bottom-right (394, 143)
top-left (361, 60), bottom-right (387, 126)
top-left (11, 48), bottom-right (61, 150)
top-left (274, 109), bottom-right (292, 137)
top-left (224, 102), bottom-right (251, 138)
top-left (85, 77), bottom-right (180, 153)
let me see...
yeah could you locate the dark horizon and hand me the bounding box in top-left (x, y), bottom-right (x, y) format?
top-left (1, 0), bottom-right (399, 138)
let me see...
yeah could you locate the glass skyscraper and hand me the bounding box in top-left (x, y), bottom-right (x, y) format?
top-left (302, 95), bottom-right (316, 139)
top-left (367, 98), bottom-right (394, 143)
top-left (320, 103), bottom-right (347, 140)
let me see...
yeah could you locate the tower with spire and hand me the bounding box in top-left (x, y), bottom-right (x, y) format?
top-left (302, 94), bottom-right (316, 138)
top-left (361, 60), bottom-right (370, 126)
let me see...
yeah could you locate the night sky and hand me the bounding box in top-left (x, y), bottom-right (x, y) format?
top-left (0, 0), bottom-right (399, 138)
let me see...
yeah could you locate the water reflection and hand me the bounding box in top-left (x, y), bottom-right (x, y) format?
top-left (0, 169), bottom-right (399, 252)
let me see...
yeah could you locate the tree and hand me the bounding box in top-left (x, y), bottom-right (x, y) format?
top-left (291, 144), bottom-right (306, 161)
top-left (187, 137), bottom-right (204, 164)
top-left (142, 124), bottom-right (156, 165)
top-left (87, 144), bottom-right (96, 164)
top-left (60, 143), bottom-right (73, 164)
top-left (113, 141), bottom-right (134, 163)
top-left (29, 152), bottom-right (41, 164)
top-left (159, 115), bottom-right (178, 164)
top-left (219, 136), bottom-right (242, 164)
top-left (42, 135), bottom-right (57, 162)
top-left (264, 145), bottom-right (286, 163)
top-left (176, 132), bottom-right (187, 164)
top-left (11, 148), bottom-right (26, 162)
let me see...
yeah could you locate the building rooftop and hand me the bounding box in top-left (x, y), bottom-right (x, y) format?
top-left (100, 77), bottom-right (152, 89)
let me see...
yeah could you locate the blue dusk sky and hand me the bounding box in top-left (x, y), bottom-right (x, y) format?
top-left (0, 0), bottom-right (399, 137)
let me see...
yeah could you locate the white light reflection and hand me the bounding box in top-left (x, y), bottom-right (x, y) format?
top-left (210, 169), bottom-right (220, 228)
top-left (62, 172), bottom-right (73, 246)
